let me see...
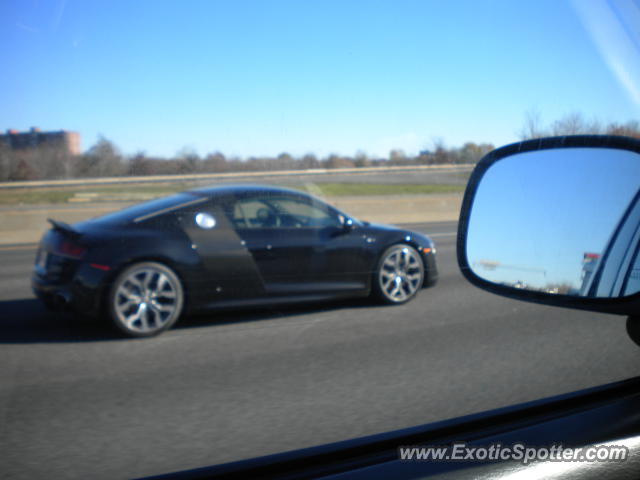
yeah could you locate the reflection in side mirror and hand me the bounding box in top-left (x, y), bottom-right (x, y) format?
top-left (461, 139), bottom-right (640, 300)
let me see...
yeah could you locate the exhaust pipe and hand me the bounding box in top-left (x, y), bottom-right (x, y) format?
top-left (53, 292), bottom-right (71, 308)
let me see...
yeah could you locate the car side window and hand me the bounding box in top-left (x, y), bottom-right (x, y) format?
top-left (270, 197), bottom-right (341, 228)
top-left (229, 196), bottom-right (341, 229)
top-left (230, 198), bottom-right (278, 228)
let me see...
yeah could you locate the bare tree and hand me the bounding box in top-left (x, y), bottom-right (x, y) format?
top-left (274, 152), bottom-right (296, 170)
top-left (128, 151), bottom-right (154, 175)
top-left (606, 120), bottom-right (640, 138)
top-left (519, 108), bottom-right (546, 140)
top-left (79, 136), bottom-right (124, 177)
top-left (325, 154), bottom-right (354, 169)
top-left (551, 112), bottom-right (601, 136)
top-left (0, 143), bottom-right (14, 181)
top-left (389, 149), bottom-right (407, 164)
top-left (175, 147), bottom-right (200, 174)
top-left (301, 153), bottom-right (320, 169)
top-left (431, 138), bottom-right (450, 164)
top-left (354, 150), bottom-right (371, 167)
top-left (29, 143), bottom-right (77, 179)
top-left (203, 151), bottom-right (228, 172)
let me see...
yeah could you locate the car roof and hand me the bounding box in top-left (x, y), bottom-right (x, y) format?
top-left (190, 183), bottom-right (310, 198)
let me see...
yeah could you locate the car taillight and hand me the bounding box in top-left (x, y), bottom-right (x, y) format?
top-left (55, 239), bottom-right (86, 259)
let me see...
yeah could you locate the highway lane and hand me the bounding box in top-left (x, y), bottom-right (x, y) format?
top-left (0, 221), bottom-right (638, 479)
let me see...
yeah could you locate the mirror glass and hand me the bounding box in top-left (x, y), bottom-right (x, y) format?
top-left (466, 147), bottom-right (640, 298)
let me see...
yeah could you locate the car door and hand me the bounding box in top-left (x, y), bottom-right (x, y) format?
top-left (226, 192), bottom-right (368, 295)
top-left (177, 198), bottom-right (267, 302)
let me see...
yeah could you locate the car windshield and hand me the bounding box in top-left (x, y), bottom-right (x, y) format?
top-left (1, 1), bottom-right (639, 478)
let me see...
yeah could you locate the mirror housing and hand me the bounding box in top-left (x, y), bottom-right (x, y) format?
top-left (457, 135), bottom-right (640, 316)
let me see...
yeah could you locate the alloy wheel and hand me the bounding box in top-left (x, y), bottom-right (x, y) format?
top-left (377, 245), bottom-right (424, 303)
top-left (111, 263), bottom-right (183, 336)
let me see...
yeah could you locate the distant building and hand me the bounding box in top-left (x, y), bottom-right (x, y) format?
top-left (0, 127), bottom-right (81, 155)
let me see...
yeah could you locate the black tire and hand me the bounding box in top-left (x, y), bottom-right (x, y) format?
top-left (108, 261), bottom-right (184, 338)
top-left (372, 244), bottom-right (424, 305)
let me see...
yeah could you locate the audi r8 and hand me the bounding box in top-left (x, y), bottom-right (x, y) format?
top-left (32, 185), bottom-right (438, 337)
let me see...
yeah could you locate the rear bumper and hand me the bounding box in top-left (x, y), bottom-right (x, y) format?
top-left (32, 264), bottom-right (111, 318)
top-left (31, 275), bottom-right (73, 311)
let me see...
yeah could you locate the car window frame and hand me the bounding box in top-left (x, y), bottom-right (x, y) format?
top-left (223, 191), bottom-right (346, 231)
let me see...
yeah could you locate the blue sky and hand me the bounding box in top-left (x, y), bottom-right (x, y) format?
top-left (1, 0), bottom-right (638, 157)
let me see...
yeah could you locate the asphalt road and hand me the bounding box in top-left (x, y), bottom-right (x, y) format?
top-left (0, 221), bottom-right (638, 479)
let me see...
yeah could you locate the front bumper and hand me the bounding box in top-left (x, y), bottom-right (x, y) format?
top-left (421, 250), bottom-right (439, 288)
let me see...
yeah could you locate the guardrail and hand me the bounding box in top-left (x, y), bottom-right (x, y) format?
top-left (0, 164), bottom-right (474, 190)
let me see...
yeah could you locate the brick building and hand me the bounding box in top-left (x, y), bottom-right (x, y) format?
top-left (0, 127), bottom-right (81, 155)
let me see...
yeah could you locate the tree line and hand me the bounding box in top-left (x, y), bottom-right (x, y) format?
top-left (519, 111), bottom-right (640, 140)
top-left (0, 138), bottom-right (494, 182)
top-left (1, 112), bottom-right (638, 182)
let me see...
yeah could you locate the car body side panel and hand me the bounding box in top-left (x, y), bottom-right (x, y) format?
top-left (313, 226), bottom-right (371, 290)
top-left (235, 225), bottom-right (371, 295)
top-left (177, 203), bottom-right (268, 307)
top-left (232, 226), bottom-right (315, 291)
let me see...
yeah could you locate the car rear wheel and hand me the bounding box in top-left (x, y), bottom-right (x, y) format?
top-left (108, 262), bottom-right (184, 338)
top-left (373, 244), bottom-right (424, 304)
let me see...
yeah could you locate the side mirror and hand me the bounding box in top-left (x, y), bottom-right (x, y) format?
top-left (457, 135), bottom-right (640, 316)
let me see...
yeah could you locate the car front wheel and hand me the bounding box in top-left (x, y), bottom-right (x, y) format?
top-left (373, 244), bottom-right (424, 304)
top-left (108, 261), bottom-right (184, 337)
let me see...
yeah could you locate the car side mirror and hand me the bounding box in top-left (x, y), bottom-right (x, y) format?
top-left (457, 135), bottom-right (640, 317)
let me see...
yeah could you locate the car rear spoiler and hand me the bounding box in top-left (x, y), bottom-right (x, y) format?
top-left (47, 218), bottom-right (83, 239)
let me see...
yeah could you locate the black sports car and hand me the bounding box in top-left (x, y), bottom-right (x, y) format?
top-left (32, 185), bottom-right (438, 337)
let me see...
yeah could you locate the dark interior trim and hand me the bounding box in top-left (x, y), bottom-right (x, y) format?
top-left (142, 376), bottom-right (640, 480)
